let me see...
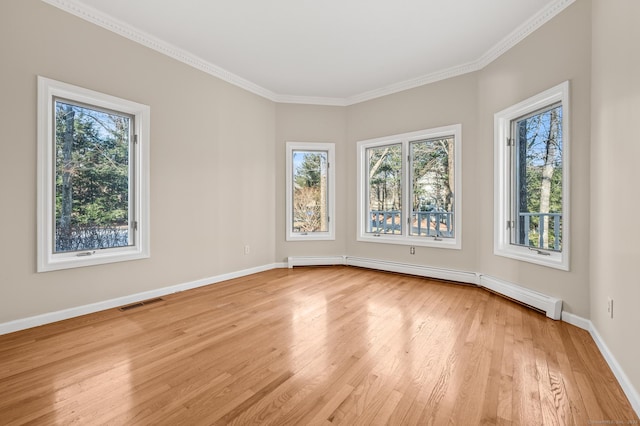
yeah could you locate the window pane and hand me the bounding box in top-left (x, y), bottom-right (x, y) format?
top-left (512, 103), bottom-right (563, 251)
top-left (54, 99), bottom-right (132, 253)
top-left (410, 137), bottom-right (455, 238)
top-left (292, 150), bottom-right (328, 233)
top-left (367, 144), bottom-right (402, 234)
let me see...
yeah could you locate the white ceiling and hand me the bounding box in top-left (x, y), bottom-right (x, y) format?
top-left (44, 0), bottom-right (574, 105)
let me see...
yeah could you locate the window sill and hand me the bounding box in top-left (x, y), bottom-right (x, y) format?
top-left (357, 234), bottom-right (461, 250)
top-left (494, 244), bottom-right (568, 271)
top-left (38, 246), bottom-right (150, 272)
top-left (286, 233), bottom-right (335, 242)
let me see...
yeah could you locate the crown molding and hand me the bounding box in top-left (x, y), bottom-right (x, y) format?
top-left (476, 0), bottom-right (576, 70)
top-left (41, 0), bottom-right (576, 107)
top-left (273, 94), bottom-right (348, 107)
top-left (344, 60), bottom-right (481, 106)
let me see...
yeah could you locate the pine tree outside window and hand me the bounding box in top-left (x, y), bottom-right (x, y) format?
top-left (53, 99), bottom-right (134, 253)
top-left (37, 77), bottom-right (150, 271)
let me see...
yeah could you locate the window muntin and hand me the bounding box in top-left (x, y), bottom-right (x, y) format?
top-left (357, 124), bottom-right (461, 249)
top-left (53, 98), bottom-right (135, 253)
top-left (511, 103), bottom-right (563, 252)
top-left (494, 81), bottom-right (569, 270)
top-left (366, 143), bottom-right (402, 235)
top-left (38, 76), bottom-right (150, 272)
top-left (286, 142), bottom-right (335, 241)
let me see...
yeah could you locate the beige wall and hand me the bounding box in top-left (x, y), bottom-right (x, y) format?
top-left (0, 0), bottom-right (592, 323)
top-left (341, 1), bottom-right (592, 317)
top-left (275, 104), bottom-right (348, 261)
top-left (2, 0), bottom-right (639, 407)
top-left (591, 0), bottom-right (640, 399)
top-left (0, 0), bottom-right (276, 323)
top-left (476, 0), bottom-right (592, 317)
top-left (345, 73), bottom-right (479, 272)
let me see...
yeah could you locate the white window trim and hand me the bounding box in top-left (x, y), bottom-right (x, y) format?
top-left (356, 124), bottom-right (462, 249)
top-left (285, 142), bottom-right (335, 241)
top-left (37, 76), bottom-right (150, 272)
top-left (493, 81), bottom-right (570, 271)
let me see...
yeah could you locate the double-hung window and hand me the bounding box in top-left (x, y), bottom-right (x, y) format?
top-left (37, 76), bottom-right (150, 271)
top-left (357, 124), bottom-right (462, 249)
top-left (494, 81), bottom-right (569, 270)
top-left (285, 142), bottom-right (335, 241)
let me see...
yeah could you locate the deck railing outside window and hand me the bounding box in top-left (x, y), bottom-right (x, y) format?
top-left (368, 210), bottom-right (453, 237)
top-left (367, 210), bottom-right (561, 249)
top-left (369, 210), bottom-right (402, 234)
top-left (412, 211), bottom-right (453, 237)
top-left (518, 212), bottom-right (562, 251)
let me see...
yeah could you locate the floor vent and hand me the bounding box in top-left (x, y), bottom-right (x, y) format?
top-left (119, 297), bottom-right (164, 312)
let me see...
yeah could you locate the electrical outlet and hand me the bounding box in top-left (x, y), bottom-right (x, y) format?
top-left (607, 297), bottom-right (613, 319)
top-left (410, 246), bottom-right (415, 255)
top-left (244, 245), bottom-right (250, 255)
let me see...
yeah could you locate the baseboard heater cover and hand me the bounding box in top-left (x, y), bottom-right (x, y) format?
top-left (476, 275), bottom-right (562, 319)
top-left (287, 256), bottom-right (347, 268)
top-left (287, 255), bottom-right (563, 320)
top-left (345, 256), bottom-right (478, 285)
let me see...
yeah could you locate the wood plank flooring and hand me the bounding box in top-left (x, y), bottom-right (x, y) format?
top-left (0, 266), bottom-right (637, 425)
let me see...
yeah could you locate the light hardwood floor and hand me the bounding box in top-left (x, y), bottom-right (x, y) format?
top-left (0, 266), bottom-right (637, 425)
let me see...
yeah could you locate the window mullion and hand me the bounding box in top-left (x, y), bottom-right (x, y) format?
top-left (130, 121), bottom-right (137, 245)
top-left (405, 139), bottom-right (415, 239)
top-left (403, 139), bottom-right (409, 237)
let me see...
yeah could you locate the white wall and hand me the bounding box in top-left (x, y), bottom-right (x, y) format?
top-left (0, 0), bottom-right (276, 323)
top-left (591, 0), bottom-right (640, 403)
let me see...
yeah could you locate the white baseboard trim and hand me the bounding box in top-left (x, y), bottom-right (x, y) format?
top-left (590, 325), bottom-right (640, 417)
top-left (478, 274), bottom-right (562, 320)
top-left (560, 313), bottom-right (640, 417)
top-left (0, 262), bottom-right (282, 336)
top-left (287, 256), bottom-right (346, 268)
top-left (560, 311), bottom-right (591, 330)
top-left (2, 256), bottom-right (637, 417)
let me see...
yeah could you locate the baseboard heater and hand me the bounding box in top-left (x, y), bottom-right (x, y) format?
top-left (287, 256), bottom-right (562, 320)
top-left (477, 274), bottom-right (562, 320)
top-left (287, 256), bottom-right (347, 268)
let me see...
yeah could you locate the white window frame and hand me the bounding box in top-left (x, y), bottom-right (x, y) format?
top-left (494, 81), bottom-right (570, 271)
top-left (37, 76), bottom-right (150, 272)
top-left (285, 142), bottom-right (335, 241)
top-left (356, 124), bottom-right (462, 249)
